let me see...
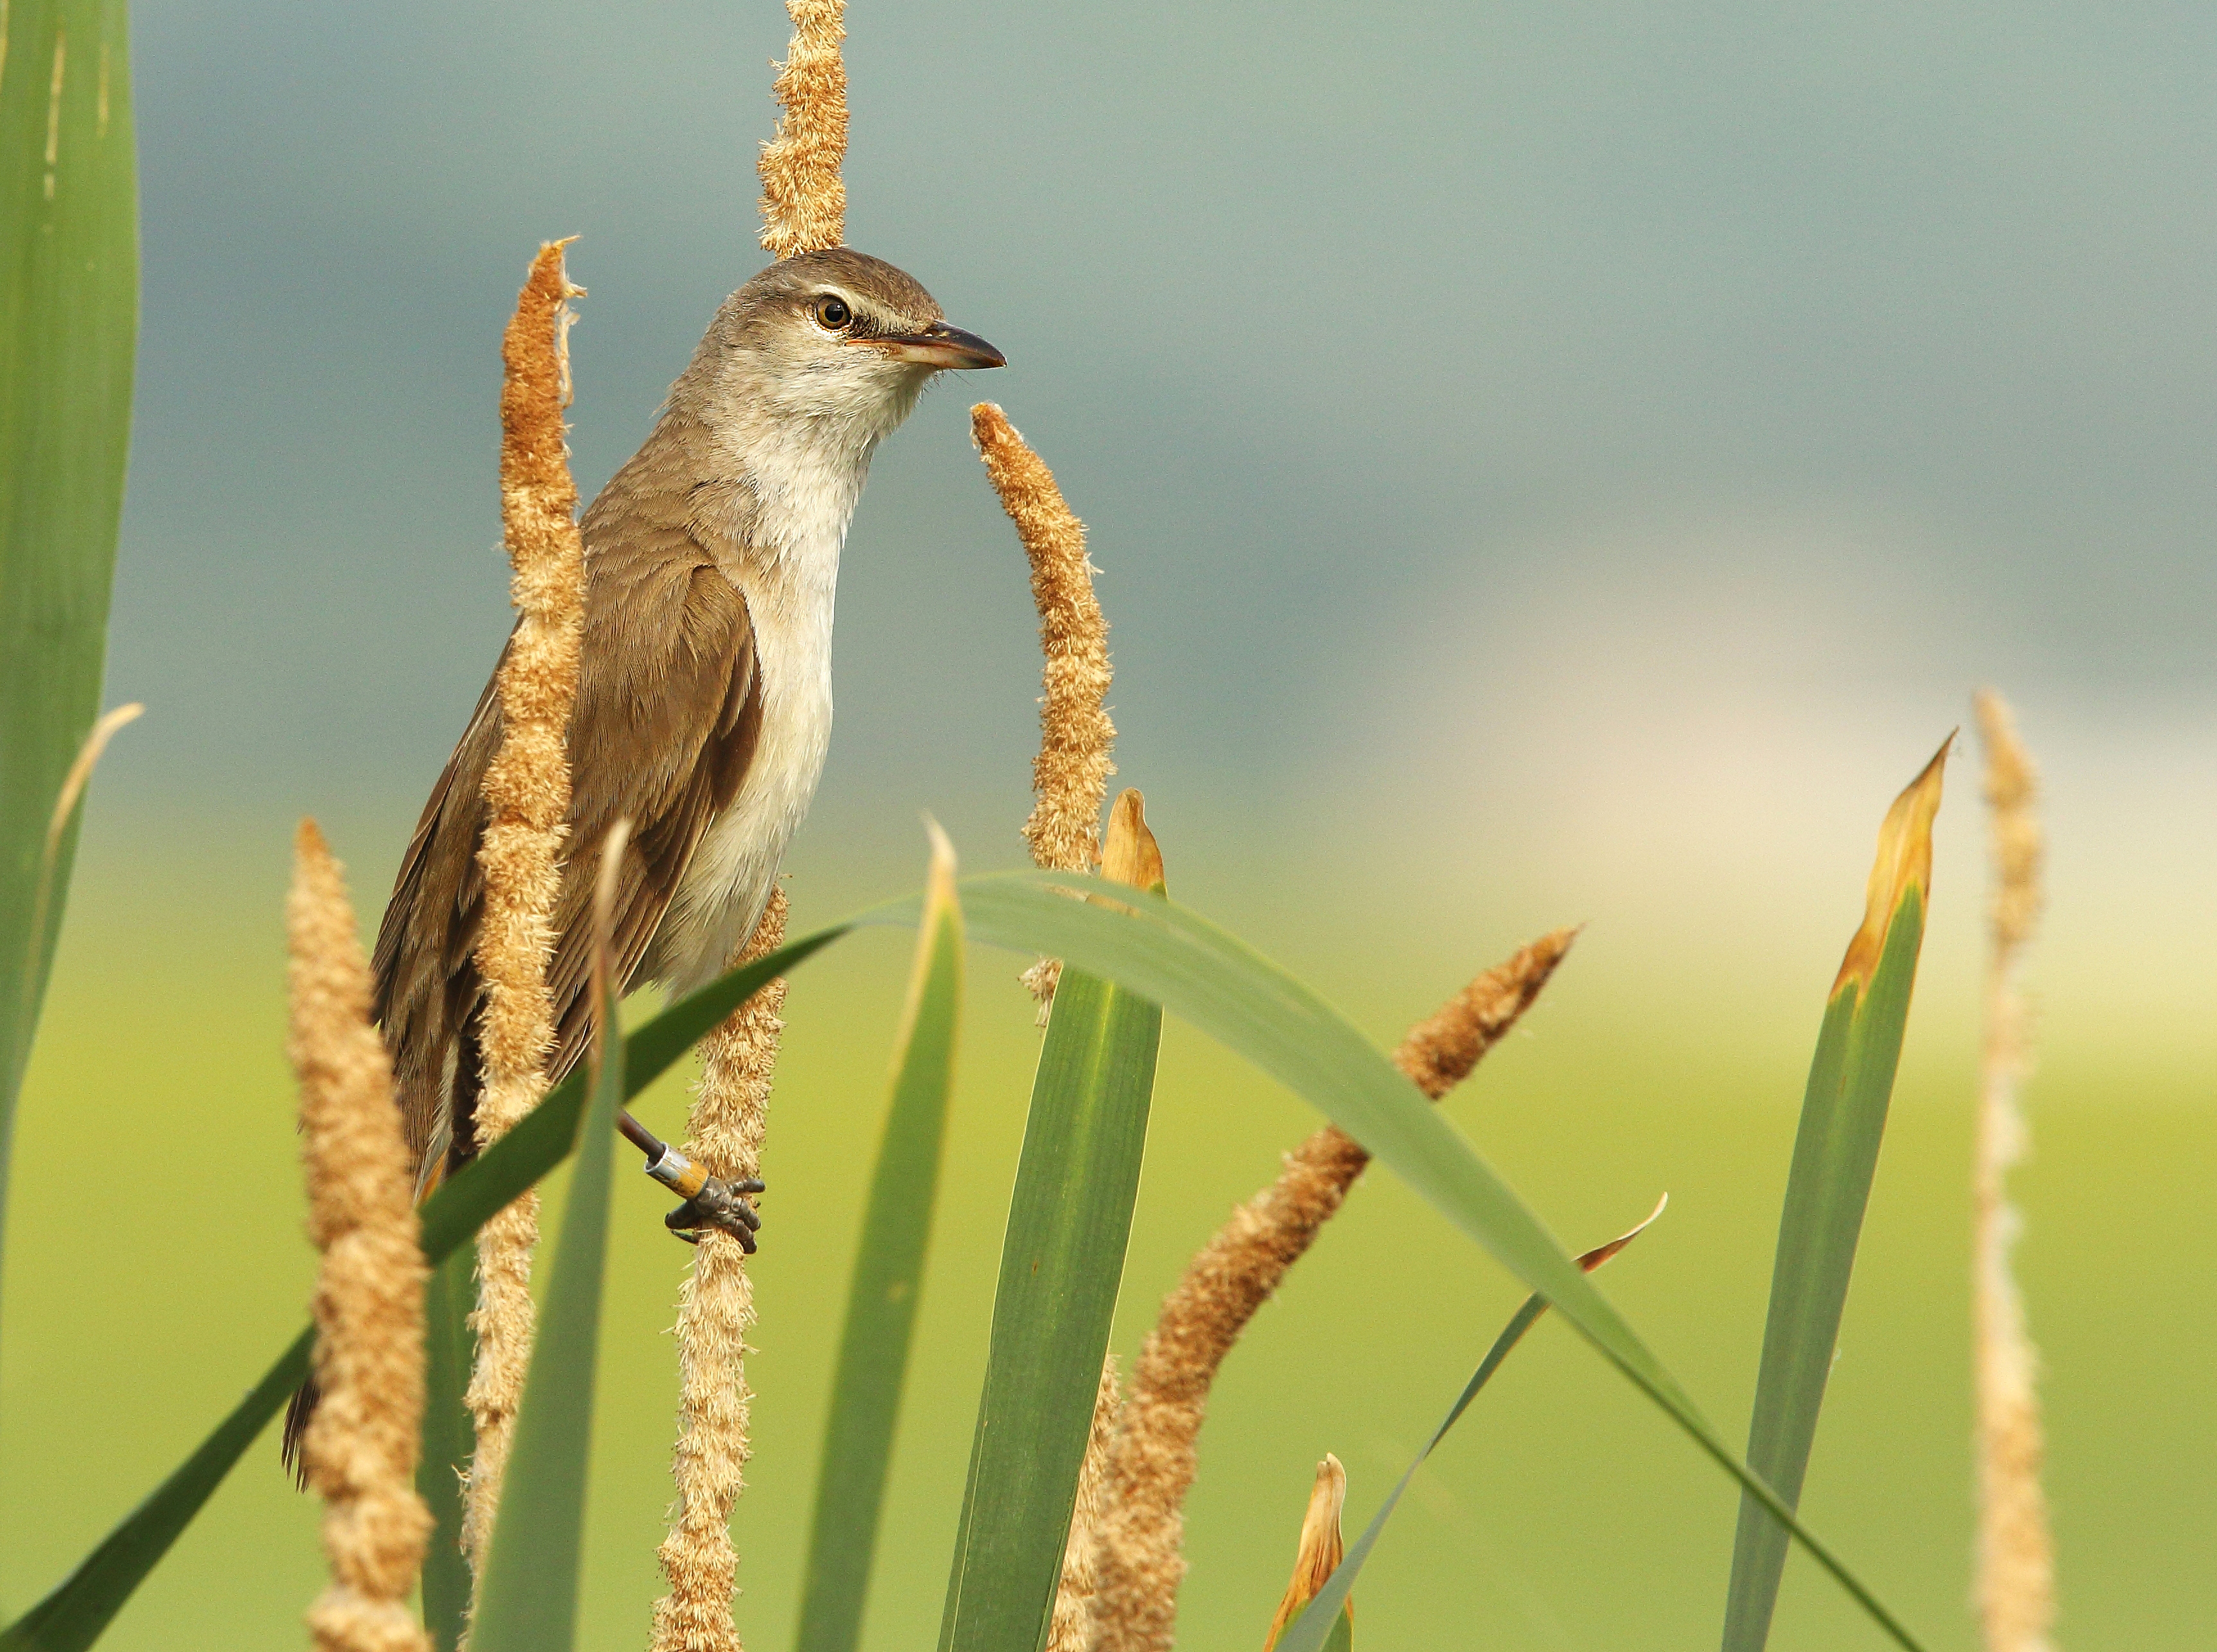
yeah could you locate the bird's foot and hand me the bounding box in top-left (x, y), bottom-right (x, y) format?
top-left (663, 1174), bottom-right (766, 1251)
top-left (639, 1135), bottom-right (765, 1250)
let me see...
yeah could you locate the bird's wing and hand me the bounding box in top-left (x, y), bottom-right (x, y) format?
top-left (372, 531), bottom-right (761, 1184)
top-left (538, 544), bottom-right (763, 1092)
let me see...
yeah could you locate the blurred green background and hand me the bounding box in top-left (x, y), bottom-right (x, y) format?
top-left (4, 0), bottom-right (2214, 1646)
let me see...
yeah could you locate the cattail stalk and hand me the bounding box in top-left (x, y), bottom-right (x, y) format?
top-left (288, 821), bottom-right (434, 1652)
top-left (1971, 689), bottom-right (2054, 1651)
top-left (757, 0), bottom-right (847, 258)
top-left (1087, 929), bottom-right (1575, 1652)
top-left (651, 888), bottom-right (791, 1652)
top-left (461, 241), bottom-right (588, 1576)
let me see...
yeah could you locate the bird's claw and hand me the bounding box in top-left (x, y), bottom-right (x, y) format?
top-left (665, 1173), bottom-right (766, 1251)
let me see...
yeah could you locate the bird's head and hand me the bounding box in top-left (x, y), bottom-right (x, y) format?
top-left (683, 247), bottom-right (1005, 452)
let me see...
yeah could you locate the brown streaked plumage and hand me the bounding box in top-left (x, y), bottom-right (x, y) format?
top-left (376, 248), bottom-right (1002, 1191)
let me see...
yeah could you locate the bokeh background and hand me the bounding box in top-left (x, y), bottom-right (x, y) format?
top-left (5, 1), bottom-right (2214, 1646)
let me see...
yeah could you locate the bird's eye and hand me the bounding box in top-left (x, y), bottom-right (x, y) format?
top-left (815, 295), bottom-right (852, 330)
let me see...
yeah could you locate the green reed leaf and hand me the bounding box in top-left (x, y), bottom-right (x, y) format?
top-left (795, 835), bottom-right (964, 1652)
top-left (1721, 744), bottom-right (1948, 1652)
top-left (938, 804), bottom-right (1167, 1652)
top-left (470, 963), bottom-right (628, 1652)
top-left (418, 1245), bottom-right (475, 1652)
top-left (0, 0), bottom-right (139, 1347)
top-left (936, 963), bottom-right (1160, 1652)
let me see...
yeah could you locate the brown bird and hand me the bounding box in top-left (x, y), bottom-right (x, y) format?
top-left (383, 248), bottom-right (1002, 1195)
top-left (281, 250), bottom-right (1000, 1470)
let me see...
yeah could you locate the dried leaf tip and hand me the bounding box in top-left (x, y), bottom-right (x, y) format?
top-left (23, 702), bottom-right (143, 1028)
top-left (287, 821), bottom-right (433, 1652)
top-left (42, 701), bottom-right (141, 861)
top-left (1832, 734), bottom-right (1952, 999)
top-left (1262, 1455), bottom-right (1350, 1652)
top-left (973, 401), bottom-right (1115, 876)
top-left (1102, 789), bottom-right (1165, 893)
top-left (757, 0), bottom-right (847, 258)
top-left (1580, 1193), bottom-right (1669, 1270)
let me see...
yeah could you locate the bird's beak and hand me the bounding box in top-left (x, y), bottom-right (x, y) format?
top-left (858, 321), bottom-right (1006, 371)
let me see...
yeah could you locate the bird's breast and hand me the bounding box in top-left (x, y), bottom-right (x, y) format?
top-left (653, 563), bottom-right (838, 996)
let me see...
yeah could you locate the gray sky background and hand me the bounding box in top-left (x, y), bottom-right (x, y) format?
top-left (102, 1), bottom-right (2216, 995)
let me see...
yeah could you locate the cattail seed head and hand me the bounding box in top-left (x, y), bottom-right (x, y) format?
top-left (463, 240), bottom-right (589, 1581)
top-left (651, 888), bottom-right (791, 1652)
top-left (288, 821), bottom-right (433, 1652)
top-left (757, 0), bottom-right (847, 258)
top-left (1972, 690), bottom-right (2054, 1652)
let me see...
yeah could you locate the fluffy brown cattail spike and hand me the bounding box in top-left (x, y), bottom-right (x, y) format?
top-left (651, 885), bottom-right (791, 1652)
top-left (1971, 690), bottom-right (2055, 1652)
top-left (1047, 1355), bottom-right (1124, 1652)
top-left (1395, 925), bottom-right (1581, 1101)
top-left (1261, 1455), bottom-right (1349, 1652)
top-left (973, 402), bottom-right (1115, 1008)
top-left (1088, 927), bottom-right (1576, 1652)
top-left (973, 402), bottom-right (1115, 875)
top-left (757, 0), bottom-right (847, 258)
top-left (461, 241), bottom-right (589, 1577)
top-left (288, 820), bottom-right (434, 1652)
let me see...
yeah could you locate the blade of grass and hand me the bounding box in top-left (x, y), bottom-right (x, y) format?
top-left (937, 801), bottom-right (1166, 1652)
top-left (1721, 744), bottom-right (1949, 1652)
top-left (418, 1245), bottom-right (475, 1652)
top-left (0, 924), bottom-right (849, 1652)
top-left (468, 920), bottom-right (628, 1651)
top-left (854, 869), bottom-right (1929, 1652)
top-left (0, 0), bottom-right (140, 1339)
top-left (793, 831), bottom-right (964, 1652)
top-left (937, 965), bottom-right (1159, 1652)
top-left (1275, 1201), bottom-right (1665, 1652)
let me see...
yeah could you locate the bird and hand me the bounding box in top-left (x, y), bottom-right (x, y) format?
top-left (281, 249), bottom-right (1002, 1473)
top-left (382, 246), bottom-right (1003, 1193)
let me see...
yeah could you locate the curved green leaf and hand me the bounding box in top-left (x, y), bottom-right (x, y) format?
top-left (0, 0), bottom-right (139, 1355)
top-left (795, 843), bottom-right (964, 1652)
top-left (417, 1245), bottom-right (475, 1651)
top-left (1722, 900), bottom-right (1936, 1648)
top-left (938, 816), bottom-right (1166, 1652)
top-left (937, 959), bottom-right (1160, 1652)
